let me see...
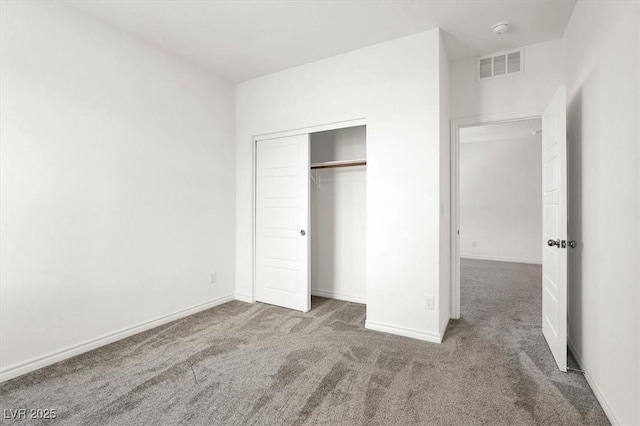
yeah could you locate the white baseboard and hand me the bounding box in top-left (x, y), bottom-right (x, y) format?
top-left (0, 294), bottom-right (235, 383)
top-left (365, 320), bottom-right (442, 344)
top-left (439, 317), bottom-right (450, 340)
top-left (311, 289), bottom-right (366, 304)
top-left (568, 339), bottom-right (619, 426)
top-left (234, 293), bottom-right (255, 303)
top-left (460, 254), bottom-right (542, 265)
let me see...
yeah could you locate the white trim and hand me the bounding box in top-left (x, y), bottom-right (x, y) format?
top-left (439, 318), bottom-right (450, 340)
top-left (365, 320), bottom-right (442, 343)
top-left (450, 119), bottom-right (460, 319)
top-left (460, 255), bottom-right (542, 265)
top-left (454, 111), bottom-right (544, 128)
top-left (253, 118), bottom-right (366, 142)
top-left (311, 289), bottom-right (366, 304)
top-left (450, 111), bottom-right (543, 320)
top-left (234, 293), bottom-right (255, 303)
top-left (0, 294), bottom-right (235, 383)
top-left (568, 339), bottom-right (619, 426)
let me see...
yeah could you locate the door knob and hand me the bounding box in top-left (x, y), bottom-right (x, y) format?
top-left (547, 239), bottom-right (560, 247)
top-left (568, 240), bottom-right (577, 248)
top-left (300, 230), bottom-right (306, 236)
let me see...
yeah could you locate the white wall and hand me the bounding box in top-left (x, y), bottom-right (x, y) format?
top-left (438, 36), bottom-right (451, 336)
top-left (459, 129), bottom-right (542, 264)
top-left (310, 126), bottom-right (366, 163)
top-left (236, 30), bottom-right (449, 342)
top-left (451, 39), bottom-right (563, 119)
top-left (563, 2), bottom-right (640, 424)
top-left (310, 127), bottom-right (366, 303)
top-left (0, 2), bottom-right (236, 379)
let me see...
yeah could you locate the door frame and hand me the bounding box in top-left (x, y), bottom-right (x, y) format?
top-left (251, 118), bottom-right (367, 303)
top-left (449, 111), bottom-right (543, 319)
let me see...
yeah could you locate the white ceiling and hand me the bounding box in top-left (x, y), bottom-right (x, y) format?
top-left (63, 0), bottom-right (577, 83)
top-left (460, 119), bottom-right (542, 144)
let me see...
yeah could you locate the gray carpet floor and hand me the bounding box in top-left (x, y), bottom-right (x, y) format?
top-left (1, 259), bottom-right (608, 425)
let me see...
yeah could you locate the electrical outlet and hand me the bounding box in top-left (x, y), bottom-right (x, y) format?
top-left (425, 295), bottom-right (434, 311)
top-left (210, 272), bottom-right (217, 284)
top-left (471, 241), bottom-right (477, 248)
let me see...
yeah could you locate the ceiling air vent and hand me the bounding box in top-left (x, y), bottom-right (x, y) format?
top-left (477, 48), bottom-right (523, 80)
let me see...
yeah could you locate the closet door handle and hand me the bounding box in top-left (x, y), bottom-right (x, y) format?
top-left (300, 230), bottom-right (306, 236)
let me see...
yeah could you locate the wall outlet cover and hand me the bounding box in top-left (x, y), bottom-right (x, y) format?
top-left (425, 295), bottom-right (434, 311)
top-left (210, 272), bottom-right (217, 284)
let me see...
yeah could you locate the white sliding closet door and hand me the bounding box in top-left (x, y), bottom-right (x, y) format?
top-left (256, 134), bottom-right (310, 312)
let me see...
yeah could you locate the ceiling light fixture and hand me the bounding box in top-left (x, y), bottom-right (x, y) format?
top-left (491, 21), bottom-right (511, 35)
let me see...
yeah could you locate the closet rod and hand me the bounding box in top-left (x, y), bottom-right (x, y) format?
top-left (310, 159), bottom-right (367, 170)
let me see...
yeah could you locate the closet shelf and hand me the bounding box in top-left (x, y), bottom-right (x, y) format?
top-left (310, 159), bottom-right (367, 170)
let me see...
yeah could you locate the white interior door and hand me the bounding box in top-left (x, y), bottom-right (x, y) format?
top-left (542, 86), bottom-right (568, 372)
top-left (256, 134), bottom-right (310, 312)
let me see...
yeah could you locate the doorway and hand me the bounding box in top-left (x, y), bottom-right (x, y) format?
top-left (455, 117), bottom-right (543, 330)
top-left (450, 114), bottom-right (543, 319)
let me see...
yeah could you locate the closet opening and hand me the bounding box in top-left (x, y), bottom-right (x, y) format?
top-left (310, 125), bottom-right (367, 306)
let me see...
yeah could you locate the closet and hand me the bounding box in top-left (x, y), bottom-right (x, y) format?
top-left (254, 124), bottom-right (367, 312)
top-left (310, 126), bottom-right (367, 304)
